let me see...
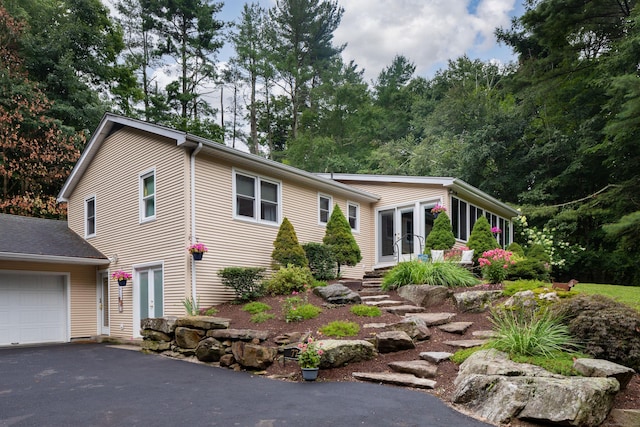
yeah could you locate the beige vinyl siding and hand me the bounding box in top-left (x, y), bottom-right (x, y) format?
top-left (192, 154), bottom-right (372, 305)
top-left (66, 128), bottom-right (190, 339)
top-left (0, 261), bottom-right (97, 339)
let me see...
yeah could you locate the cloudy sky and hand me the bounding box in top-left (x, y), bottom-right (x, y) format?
top-left (220, 0), bottom-right (524, 81)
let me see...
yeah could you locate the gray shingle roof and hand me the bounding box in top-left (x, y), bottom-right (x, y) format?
top-left (0, 214), bottom-right (108, 262)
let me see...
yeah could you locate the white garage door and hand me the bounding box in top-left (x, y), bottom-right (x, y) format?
top-left (0, 272), bottom-right (67, 346)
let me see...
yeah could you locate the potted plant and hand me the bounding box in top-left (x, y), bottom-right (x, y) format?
top-left (111, 270), bottom-right (132, 286)
top-left (188, 242), bottom-right (208, 261)
top-left (431, 204), bottom-right (446, 217)
top-left (297, 336), bottom-right (324, 381)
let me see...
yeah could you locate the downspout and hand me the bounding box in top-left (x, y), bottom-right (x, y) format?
top-left (190, 142), bottom-right (203, 302)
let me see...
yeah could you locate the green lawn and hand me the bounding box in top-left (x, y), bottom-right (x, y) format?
top-left (574, 283), bottom-right (640, 311)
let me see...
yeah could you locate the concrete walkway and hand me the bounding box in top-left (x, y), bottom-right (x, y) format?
top-left (0, 343), bottom-right (492, 427)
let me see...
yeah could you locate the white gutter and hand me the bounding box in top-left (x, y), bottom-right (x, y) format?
top-left (190, 142), bottom-right (203, 302)
top-left (0, 252), bottom-right (110, 266)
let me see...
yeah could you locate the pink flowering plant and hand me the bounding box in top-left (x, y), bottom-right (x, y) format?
top-left (491, 226), bottom-right (502, 234)
top-left (478, 249), bottom-right (515, 284)
top-left (431, 204), bottom-right (447, 214)
top-left (111, 270), bottom-right (132, 282)
top-left (188, 242), bottom-right (208, 254)
top-left (297, 336), bottom-right (324, 368)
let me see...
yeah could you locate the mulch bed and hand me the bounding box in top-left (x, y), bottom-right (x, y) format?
top-left (210, 281), bottom-right (639, 426)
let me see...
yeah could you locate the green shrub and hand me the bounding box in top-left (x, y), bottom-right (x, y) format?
top-left (271, 218), bottom-right (308, 269)
top-left (527, 244), bottom-right (551, 262)
top-left (250, 312), bottom-right (275, 323)
top-left (487, 308), bottom-right (578, 357)
top-left (424, 212), bottom-right (456, 251)
top-left (218, 267), bottom-right (266, 302)
top-left (381, 260), bottom-right (480, 290)
top-left (282, 295), bottom-right (322, 322)
top-left (506, 242), bottom-right (525, 257)
top-left (264, 265), bottom-right (314, 295)
top-left (319, 320), bottom-right (360, 337)
top-left (201, 307), bottom-right (218, 316)
top-left (506, 257), bottom-right (551, 281)
top-left (466, 216), bottom-right (500, 260)
top-left (241, 301), bottom-right (271, 314)
top-left (323, 204), bottom-right (362, 275)
top-left (303, 242), bottom-right (336, 280)
top-left (551, 294), bottom-right (640, 370)
top-left (350, 304), bottom-right (382, 317)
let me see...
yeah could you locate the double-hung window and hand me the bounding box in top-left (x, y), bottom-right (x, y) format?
top-left (234, 170), bottom-right (280, 224)
top-left (85, 196), bottom-right (96, 237)
top-left (347, 201), bottom-right (359, 232)
top-left (140, 169), bottom-right (156, 222)
top-left (319, 194), bottom-right (332, 225)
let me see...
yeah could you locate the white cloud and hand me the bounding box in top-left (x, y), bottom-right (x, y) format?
top-left (333, 0), bottom-right (518, 81)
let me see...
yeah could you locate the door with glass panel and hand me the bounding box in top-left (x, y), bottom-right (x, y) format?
top-left (98, 272), bottom-right (110, 335)
top-left (138, 267), bottom-right (163, 322)
top-left (399, 207), bottom-right (415, 262)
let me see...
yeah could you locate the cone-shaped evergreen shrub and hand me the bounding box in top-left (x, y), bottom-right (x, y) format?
top-left (467, 216), bottom-right (499, 258)
top-left (271, 217), bottom-right (308, 268)
top-left (323, 204), bottom-right (362, 274)
top-left (424, 212), bottom-right (455, 251)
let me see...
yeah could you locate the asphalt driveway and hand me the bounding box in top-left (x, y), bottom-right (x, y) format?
top-left (0, 343), bottom-right (492, 426)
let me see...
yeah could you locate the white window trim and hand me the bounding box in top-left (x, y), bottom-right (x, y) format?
top-left (318, 194), bottom-right (333, 226)
top-left (347, 201), bottom-right (360, 233)
top-left (139, 168), bottom-right (156, 223)
top-left (84, 194), bottom-right (96, 238)
top-left (232, 168), bottom-right (282, 225)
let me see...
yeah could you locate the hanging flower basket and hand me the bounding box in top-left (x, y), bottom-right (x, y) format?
top-left (188, 243), bottom-right (208, 261)
top-left (111, 270), bottom-right (132, 286)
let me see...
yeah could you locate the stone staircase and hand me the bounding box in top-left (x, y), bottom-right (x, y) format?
top-left (353, 274), bottom-right (492, 390)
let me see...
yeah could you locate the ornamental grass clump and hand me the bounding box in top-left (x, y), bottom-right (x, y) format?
top-left (479, 248), bottom-right (516, 284)
top-left (381, 260), bottom-right (479, 290)
top-left (297, 337), bottom-right (324, 369)
top-left (487, 308), bottom-right (579, 358)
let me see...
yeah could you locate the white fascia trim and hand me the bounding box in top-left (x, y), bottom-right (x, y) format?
top-left (316, 173), bottom-right (457, 187)
top-left (58, 113), bottom-right (187, 202)
top-left (0, 252), bottom-right (110, 266)
top-left (190, 137), bottom-right (380, 203)
top-left (450, 179), bottom-right (520, 218)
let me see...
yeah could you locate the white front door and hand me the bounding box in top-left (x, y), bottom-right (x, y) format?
top-left (134, 267), bottom-right (163, 337)
top-left (98, 272), bottom-right (110, 335)
top-left (378, 206), bottom-right (419, 264)
top-left (399, 207), bottom-right (415, 262)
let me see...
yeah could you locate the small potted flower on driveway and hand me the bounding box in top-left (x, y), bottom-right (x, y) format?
top-left (188, 242), bottom-right (208, 261)
top-left (297, 336), bottom-right (323, 381)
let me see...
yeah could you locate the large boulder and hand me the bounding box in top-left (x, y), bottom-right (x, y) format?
top-left (175, 316), bottom-right (231, 330)
top-left (195, 337), bottom-right (226, 363)
top-left (453, 350), bottom-right (620, 426)
top-left (207, 328), bottom-right (270, 342)
top-left (141, 329), bottom-right (172, 342)
top-left (231, 341), bottom-right (277, 370)
top-left (573, 358), bottom-right (636, 390)
top-left (375, 330), bottom-right (415, 353)
top-left (317, 339), bottom-right (377, 369)
top-left (453, 290), bottom-right (503, 313)
top-left (174, 327), bottom-right (205, 349)
top-left (397, 285), bottom-right (453, 308)
top-left (141, 316), bottom-right (177, 334)
top-left (313, 283), bottom-right (361, 304)
top-left (386, 317), bottom-right (431, 341)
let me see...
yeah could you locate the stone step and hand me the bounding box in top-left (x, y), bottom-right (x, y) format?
top-left (385, 305), bottom-right (426, 315)
top-left (472, 330), bottom-right (497, 339)
top-left (443, 339), bottom-right (489, 349)
top-left (388, 360), bottom-right (438, 379)
top-left (365, 300), bottom-right (404, 307)
top-left (403, 312), bottom-right (456, 326)
top-left (361, 280), bottom-right (383, 288)
top-left (352, 372), bottom-right (437, 389)
top-left (420, 351), bottom-right (454, 364)
top-left (362, 322), bottom-right (387, 329)
top-left (360, 295), bottom-right (390, 301)
top-left (359, 288), bottom-right (386, 295)
top-left (437, 321), bottom-right (474, 334)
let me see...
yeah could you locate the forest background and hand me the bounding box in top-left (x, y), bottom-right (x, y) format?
top-left (1, 0), bottom-right (639, 286)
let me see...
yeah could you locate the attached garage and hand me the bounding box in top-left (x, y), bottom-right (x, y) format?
top-left (0, 214), bottom-right (109, 347)
top-left (0, 272), bottom-right (68, 346)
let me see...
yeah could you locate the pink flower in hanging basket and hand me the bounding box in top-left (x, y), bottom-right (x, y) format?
top-left (431, 204), bottom-right (446, 214)
top-left (188, 243), bottom-right (209, 254)
top-left (111, 270), bottom-right (132, 281)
